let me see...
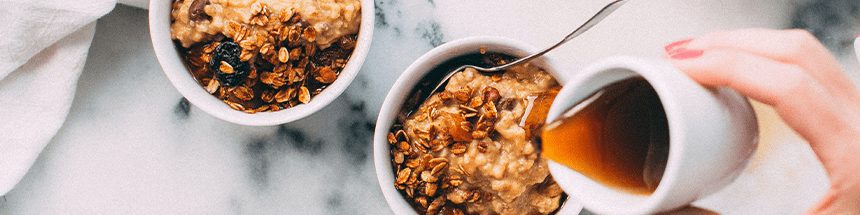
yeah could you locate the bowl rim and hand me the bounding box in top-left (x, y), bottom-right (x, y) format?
top-left (148, 0), bottom-right (374, 126)
top-left (373, 36), bottom-right (583, 215)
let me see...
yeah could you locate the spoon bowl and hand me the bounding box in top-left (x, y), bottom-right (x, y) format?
top-left (421, 0), bottom-right (629, 105)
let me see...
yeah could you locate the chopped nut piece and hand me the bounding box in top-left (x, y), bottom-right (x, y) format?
top-left (388, 133), bottom-right (398, 144)
top-left (469, 96), bottom-right (483, 108)
top-left (394, 152), bottom-right (405, 164)
top-left (398, 141), bottom-right (410, 152)
top-left (453, 91), bottom-right (470, 103)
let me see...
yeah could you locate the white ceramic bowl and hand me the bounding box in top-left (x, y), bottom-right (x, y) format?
top-left (373, 36), bottom-right (583, 214)
top-left (149, 0), bottom-right (374, 126)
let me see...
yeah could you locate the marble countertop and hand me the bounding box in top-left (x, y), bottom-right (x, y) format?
top-left (1, 0), bottom-right (858, 214)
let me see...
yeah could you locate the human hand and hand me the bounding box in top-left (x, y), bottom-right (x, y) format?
top-left (663, 28), bottom-right (860, 214)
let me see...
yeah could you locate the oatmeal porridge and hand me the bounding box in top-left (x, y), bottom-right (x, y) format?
top-left (170, 0), bottom-right (360, 113)
top-left (388, 54), bottom-right (565, 215)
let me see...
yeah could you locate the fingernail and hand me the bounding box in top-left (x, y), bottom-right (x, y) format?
top-left (669, 48), bottom-right (703, 60)
top-left (665, 38), bottom-right (693, 53)
top-left (856, 33), bottom-right (860, 38)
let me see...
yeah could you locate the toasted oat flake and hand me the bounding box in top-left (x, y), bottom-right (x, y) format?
top-left (396, 168), bottom-right (411, 185)
top-left (233, 86), bottom-right (254, 101)
top-left (219, 61), bottom-right (235, 74)
top-left (205, 79), bottom-right (220, 94)
top-left (278, 47), bottom-right (289, 63)
top-left (298, 86), bottom-right (310, 104)
top-left (274, 88), bottom-right (292, 103)
top-left (226, 100), bottom-right (244, 111)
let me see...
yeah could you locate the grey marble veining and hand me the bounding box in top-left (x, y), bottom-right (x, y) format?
top-left (1, 0), bottom-right (858, 214)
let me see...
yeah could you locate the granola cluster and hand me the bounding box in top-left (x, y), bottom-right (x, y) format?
top-left (389, 54), bottom-right (565, 215)
top-left (172, 0), bottom-right (359, 113)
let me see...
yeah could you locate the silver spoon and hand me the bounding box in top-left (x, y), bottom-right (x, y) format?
top-left (425, 0), bottom-right (629, 103)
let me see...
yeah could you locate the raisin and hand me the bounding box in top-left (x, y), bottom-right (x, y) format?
top-left (209, 41), bottom-right (249, 87)
top-left (188, 0), bottom-right (211, 22)
top-left (482, 87), bottom-right (501, 104)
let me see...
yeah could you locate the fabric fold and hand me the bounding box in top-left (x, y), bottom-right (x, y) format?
top-left (0, 0), bottom-right (117, 195)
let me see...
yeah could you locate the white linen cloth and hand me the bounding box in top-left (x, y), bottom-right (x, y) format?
top-left (0, 0), bottom-right (147, 196)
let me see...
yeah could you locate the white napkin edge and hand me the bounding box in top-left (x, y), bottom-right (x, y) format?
top-left (0, 23), bottom-right (97, 196)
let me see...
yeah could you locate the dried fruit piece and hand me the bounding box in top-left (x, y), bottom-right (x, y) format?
top-left (482, 86), bottom-right (501, 104)
top-left (209, 41), bottom-right (249, 87)
top-left (188, 0), bottom-right (210, 21)
top-left (441, 113), bottom-right (471, 142)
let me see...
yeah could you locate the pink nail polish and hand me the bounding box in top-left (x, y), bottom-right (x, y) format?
top-left (665, 39), bottom-right (693, 53)
top-left (670, 48), bottom-right (703, 60)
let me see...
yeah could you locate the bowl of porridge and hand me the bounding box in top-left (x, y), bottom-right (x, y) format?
top-left (374, 36), bottom-right (583, 214)
top-left (150, 0), bottom-right (373, 125)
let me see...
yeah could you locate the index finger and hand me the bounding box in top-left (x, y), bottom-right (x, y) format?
top-left (675, 29), bottom-right (856, 97)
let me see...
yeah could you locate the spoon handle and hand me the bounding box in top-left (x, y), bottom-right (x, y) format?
top-left (490, 0), bottom-right (629, 72)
